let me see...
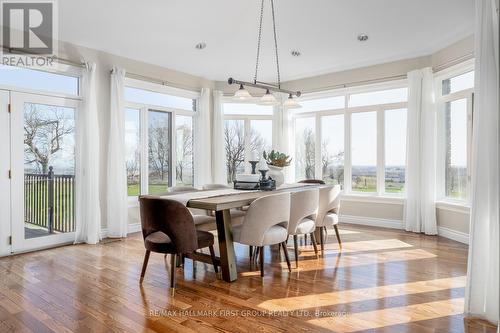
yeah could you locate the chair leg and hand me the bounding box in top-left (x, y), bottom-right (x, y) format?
top-left (208, 245), bottom-right (218, 273)
top-left (333, 225), bottom-right (342, 249)
top-left (310, 232), bottom-right (319, 257)
top-left (304, 234), bottom-right (308, 246)
top-left (170, 253), bottom-right (177, 290)
top-left (319, 227), bottom-right (325, 253)
top-left (254, 246), bottom-right (260, 263)
top-left (259, 246), bottom-right (264, 277)
top-left (140, 250), bottom-right (151, 283)
top-left (281, 242), bottom-right (291, 272)
top-left (249, 245), bottom-right (253, 259)
top-left (293, 235), bottom-right (299, 268)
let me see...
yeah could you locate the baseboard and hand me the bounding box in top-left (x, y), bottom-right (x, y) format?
top-left (339, 215), bottom-right (404, 229)
top-left (437, 226), bottom-right (469, 244)
top-left (100, 223), bottom-right (141, 239)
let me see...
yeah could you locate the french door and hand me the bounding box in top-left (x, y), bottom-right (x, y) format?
top-left (9, 91), bottom-right (79, 252)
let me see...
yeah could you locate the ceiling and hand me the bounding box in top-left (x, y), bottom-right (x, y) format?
top-left (58, 0), bottom-right (474, 82)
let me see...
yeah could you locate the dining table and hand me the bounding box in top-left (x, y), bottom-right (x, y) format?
top-left (160, 183), bottom-right (323, 282)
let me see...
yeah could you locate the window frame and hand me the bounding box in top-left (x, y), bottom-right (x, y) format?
top-left (292, 79), bottom-right (408, 197)
top-left (124, 78), bottom-right (199, 200)
top-left (434, 61), bottom-right (474, 204)
top-left (221, 98), bottom-right (274, 175)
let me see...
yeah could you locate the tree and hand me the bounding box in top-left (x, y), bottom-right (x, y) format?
top-left (24, 104), bottom-right (74, 174)
top-left (176, 124), bottom-right (193, 183)
top-left (304, 128), bottom-right (315, 179)
top-left (148, 120), bottom-right (170, 183)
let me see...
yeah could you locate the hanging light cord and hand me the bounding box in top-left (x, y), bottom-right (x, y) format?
top-left (253, 0), bottom-right (281, 88)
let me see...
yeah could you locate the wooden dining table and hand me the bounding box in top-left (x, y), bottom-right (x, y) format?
top-left (183, 184), bottom-right (322, 282)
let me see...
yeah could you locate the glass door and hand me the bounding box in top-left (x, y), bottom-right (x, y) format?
top-left (10, 92), bottom-right (78, 252)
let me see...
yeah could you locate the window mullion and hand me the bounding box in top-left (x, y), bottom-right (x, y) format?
top-left (344, 111), bottom-right (352, 192)
top-left (140, 107), bottom-right (149, 195)
top-left (244, 119), bottom-right (251, 173)
top-left (315, 114), bottom-right (322, 180)
top-left (377, 109), bottom-right (385, 195)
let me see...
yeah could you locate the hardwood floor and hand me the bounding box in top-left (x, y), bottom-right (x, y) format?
top-left (0, 224), bottom-right (496, 333)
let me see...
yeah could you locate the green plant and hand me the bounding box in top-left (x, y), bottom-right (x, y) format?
top-left (263, 150), bottom-right (292, 167)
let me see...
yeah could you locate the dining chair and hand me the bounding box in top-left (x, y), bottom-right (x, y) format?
top-left (231, 192), bottom-right (292, 276)
top-left (298, 179), bottom-right (326, 185)
top-left (288, 188), bottom-right (319, 267)
top-left (316, 185), bottom-right (342, 251)
top-left (139, 197), bottom-right (218, 290)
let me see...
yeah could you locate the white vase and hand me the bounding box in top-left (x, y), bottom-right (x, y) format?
top-left (267, 165), bottom-right (285, 187)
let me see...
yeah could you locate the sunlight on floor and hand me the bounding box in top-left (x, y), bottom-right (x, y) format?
top-left (308, 298), bottom-right (465, 332)
top-left (258, 276), bottom-right (466, 311)
top-left (293, 238), bottom-right (414, 254)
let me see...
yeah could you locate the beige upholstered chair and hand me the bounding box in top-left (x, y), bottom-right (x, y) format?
top-left (232, 192), bottom-right (292, 276)
top-left (316, 185), bottom-right (342, 251)
top-left (201, 183), bottom-right (247, 228)
top-left (288, 188), bottom-right (319, 266)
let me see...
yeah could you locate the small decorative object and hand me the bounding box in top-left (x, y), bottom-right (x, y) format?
top-left (249, 151), bottom-right (260, 174)
top-left (233, 174), bottom-right (260, 190)
top-left (257, 157), bottom-right (269, 180)
top-left (263, 150), bottom-right (291, 187)
top-left (249, 161), bottom-right (259, 174)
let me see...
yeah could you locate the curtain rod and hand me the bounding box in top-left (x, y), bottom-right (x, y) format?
top-left (295, 52), bottom-right (475, 95)
top-left (122, 72), bottom-right (202, 93)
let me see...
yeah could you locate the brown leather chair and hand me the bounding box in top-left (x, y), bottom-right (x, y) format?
top-left (139, 197), bottom-right (218, 290)
top-left (298, 179), bottom-right (326, 185)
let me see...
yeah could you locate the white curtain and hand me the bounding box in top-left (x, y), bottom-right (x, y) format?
top-left (403, 67), bottom-right (437, 235)
top-left (465, 0), bottom-right (499, 325)
top-left (273, 95), bottom-right (293, 183)
top-left (106, 67), bottom-right (128, 238)
top-left (212, 90), bottom-right (227, 184)
top-left (75, 62), bottom-right (101, 244)
top-left (193, 88), bottom-right (212, 187)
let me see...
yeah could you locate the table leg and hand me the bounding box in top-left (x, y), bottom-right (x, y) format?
top-left (215, 209), bottom-right (238, 282)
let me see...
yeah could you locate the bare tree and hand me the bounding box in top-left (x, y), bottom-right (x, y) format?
top-left (24, 104), bottom-right (74, 174)
top-left (176, 124), bottom-right (193, 183)
top-left (148, 121), bottom-right (170, 183)
top-left (304, 128), bottom-right (315, 179)
top-left (224, 121), bottom-right (245, 183)
top-left (126, 150), bottom-right (140, 184)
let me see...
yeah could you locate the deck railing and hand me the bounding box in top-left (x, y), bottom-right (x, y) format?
top-left (24, 166), bottom-right (75, 233)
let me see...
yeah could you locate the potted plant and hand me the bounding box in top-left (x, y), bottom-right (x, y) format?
top-left (263, 150), bottom-right (292, 186)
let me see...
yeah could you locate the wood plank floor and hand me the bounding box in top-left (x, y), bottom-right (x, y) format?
top-left (0, 224), bottom-right (497, 333)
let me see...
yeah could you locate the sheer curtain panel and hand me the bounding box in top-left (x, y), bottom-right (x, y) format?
top-left (212, 90), bottom-right (228, 184)
top-left (193, 88), bottom-right (212, 187)
top-left (74, 62), bottom-right (102, 244)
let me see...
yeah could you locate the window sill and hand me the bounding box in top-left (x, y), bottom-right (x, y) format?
top-left (340, 193), bottom-right (404, 205)
top-left (435, 200), bottom-right (470, 214)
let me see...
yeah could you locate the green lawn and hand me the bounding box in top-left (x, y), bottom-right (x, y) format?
top-left (127, 182), bottom-right (194, 196)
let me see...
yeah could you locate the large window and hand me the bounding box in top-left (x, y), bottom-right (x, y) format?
top-left (437, 69), bottom-right (473, 201)
top-left (124, 81), bottom-right (198, 196)
top-left (293, 83), bottom-right (408, 196)
top-left (294, 117), bottom-right (316, 181)
top-left (223, 102), bottom-right (273, 183)
top-left (351, 112), bottom-right (377, 192)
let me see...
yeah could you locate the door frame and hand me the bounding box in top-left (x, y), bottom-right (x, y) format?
top-left (0, 90), bottom-right (11, 256)
top-left (10, 91), bottom-right (79, 253)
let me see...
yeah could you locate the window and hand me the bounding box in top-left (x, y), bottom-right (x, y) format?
top-left (292, 82), bottom-right (408, 196)
top-left (124, 87), bottom-right (196, 111)
top-left (224, 119), bottom-right (245, 182)
top-left (385, 109), bottom-right (407, 193)
top-left (349, 88), bottom-right (407, 107)
top-left (351, 112), bottom-right (377, 192)
top-left (299, 96), bottom-right (345, 113)
top-left (223, 102), bottom-right (273, 183)
top-left (0, 64), bottom-right (79, 96)
top-left (124, 79), bottom-right (198, 195)
top-left (321, 114), bottom-right (344, 186)
top-left (148, 111), bottom-right (171, 195)
top-left (125, 108), bottom-right (141, 196)
top-left (294, 117), bottom-right (316, 181)
top-left (444, 99), bottom-right (468, 199)
top-left (437, 68), bottom-right (473, 202)
top-left (175, 115), bottom-right (193, 186)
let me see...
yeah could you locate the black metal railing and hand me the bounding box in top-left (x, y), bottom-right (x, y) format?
top-left (24, 166), bottom-right (75, 233)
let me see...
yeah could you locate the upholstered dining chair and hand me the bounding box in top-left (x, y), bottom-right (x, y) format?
top-left (316, 185), bottom-right (342, 251)
top-left (288, 188), bottom-right (319, 267)
top-left (298, 179), bottom-right (326, 185)
top-left (139, 197), bottom-right (218, 290)
top-left (231, 192), bottom-right (292, 276)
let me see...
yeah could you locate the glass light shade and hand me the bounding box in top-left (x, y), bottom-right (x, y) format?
top-left (234, 84), bottom-right (252, 100)
top-left (259, 89), bottom-right (278, 105)
top-left (283, 94), bottom-right (302, 109)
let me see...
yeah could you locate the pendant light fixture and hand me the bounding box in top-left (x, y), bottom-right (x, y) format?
top-left (228, 0), bottom-right (301, 108)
